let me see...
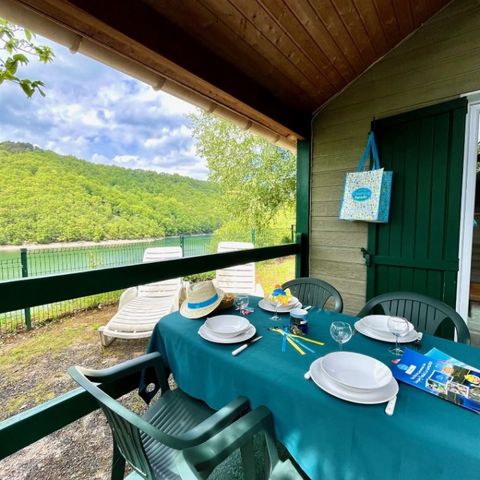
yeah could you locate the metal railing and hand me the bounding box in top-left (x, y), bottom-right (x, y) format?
top-left (0, 237), bottom-right (305, 460)
top-left (0, 228), bottom-right (294, 334)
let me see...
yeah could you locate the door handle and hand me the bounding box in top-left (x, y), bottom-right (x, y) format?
top-left (361, 248), bottom-right (372, 267)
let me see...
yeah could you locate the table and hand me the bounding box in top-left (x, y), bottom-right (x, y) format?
top-left (146, 300), bottom-right (480, 480)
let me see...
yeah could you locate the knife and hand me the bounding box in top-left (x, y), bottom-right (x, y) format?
top-left (385, 395), bottom-right (397, 416)
top-left (232, 336), bottom-right (263, 356)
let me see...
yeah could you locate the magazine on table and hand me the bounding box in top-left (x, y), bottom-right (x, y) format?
top-left (424, 347), bottom-right (476, 370)
top-left (391, 348), bottom-right (480, 414)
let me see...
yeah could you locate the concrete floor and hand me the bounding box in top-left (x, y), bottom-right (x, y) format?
top-left (468, 302), bottom-right (480, 346)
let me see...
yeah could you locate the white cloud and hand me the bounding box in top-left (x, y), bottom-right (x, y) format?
top-left (112, 154), bottom-right (139, 164)
top-left (0, 34), bottom-right (207, 179)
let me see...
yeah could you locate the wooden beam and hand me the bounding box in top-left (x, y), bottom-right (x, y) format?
top-left (296, 138), bottom-right (311, 277)
top-left (0, 244), bottom-right (299, 313)
top-left (65, 0), bottom-right (310, 137)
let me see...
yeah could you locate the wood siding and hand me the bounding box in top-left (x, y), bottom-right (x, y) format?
top-left (311, 0), bottom-right (480, 314)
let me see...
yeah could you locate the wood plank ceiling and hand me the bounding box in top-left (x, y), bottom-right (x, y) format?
top-left (17, 0), bottom-right (450, 141)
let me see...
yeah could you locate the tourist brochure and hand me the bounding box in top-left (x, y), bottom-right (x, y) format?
top-left (424, 347), bottom-right (476, 370)
top-left (392, 348), bottom-right (480, 413)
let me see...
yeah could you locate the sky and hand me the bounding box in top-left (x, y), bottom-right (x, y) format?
top-left (0, 35), bottom-right (209, 179)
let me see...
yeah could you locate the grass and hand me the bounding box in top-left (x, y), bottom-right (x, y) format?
top-left (256, 256), bottom-right (295, 294)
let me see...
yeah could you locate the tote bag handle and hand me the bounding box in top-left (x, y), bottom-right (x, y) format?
top-left (356, 131), bottom-right (380, 172)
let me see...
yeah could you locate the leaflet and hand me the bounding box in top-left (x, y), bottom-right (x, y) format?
top-left (392, 348), bottom-right (480, 413)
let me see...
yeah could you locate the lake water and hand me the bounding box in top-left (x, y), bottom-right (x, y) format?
top-left (0, 235), bottom-right (214, 281)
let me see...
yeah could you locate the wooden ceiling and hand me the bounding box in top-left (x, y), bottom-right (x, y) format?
top-left (17, 0), bottom-right (450, 140)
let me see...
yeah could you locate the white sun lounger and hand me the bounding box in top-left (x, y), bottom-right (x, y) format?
top-left (215, 241), bottom-right (264, 296)
top-left (99, 246), bottom-right (182, 346)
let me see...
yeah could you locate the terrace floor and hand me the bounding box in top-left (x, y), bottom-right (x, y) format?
top-left (468, 302), bottom-right (480, 345)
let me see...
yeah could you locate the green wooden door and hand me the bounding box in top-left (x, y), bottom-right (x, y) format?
top-left (366, 98), bottom-right (467, 311)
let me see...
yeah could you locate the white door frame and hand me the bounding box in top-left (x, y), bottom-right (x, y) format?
top-left (456, 95), bottom-right (480, 320)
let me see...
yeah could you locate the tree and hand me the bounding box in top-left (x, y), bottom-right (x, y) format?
top-left (0, 18), bottom-right (54, 97)
top-left (190, 111), bottom-right (296, 231)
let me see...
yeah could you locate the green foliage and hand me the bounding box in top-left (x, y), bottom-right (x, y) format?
top-left (0, 142), bottom-right (226, 244)
top-left (0, 18), bottom-right (54, 97)
top-left (190, 111), bottom-right (296, 231)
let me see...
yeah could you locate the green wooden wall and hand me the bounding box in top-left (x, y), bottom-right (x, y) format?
top-left (311, 0), bottom-right (480, 314)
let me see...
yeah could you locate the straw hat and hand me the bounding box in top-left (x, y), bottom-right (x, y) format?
top-left (180, 280), bottom-right (224, 319)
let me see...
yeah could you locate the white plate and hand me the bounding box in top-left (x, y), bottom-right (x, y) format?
top-left (355, 319), bottom-right (418, 343)
top-left (309, 358), bottom-right (399, 404)
top-left (198, 324), bottom-right (256, 344)
top-left (362, 315), bottom-right (414, 335)
top-left (258, 298), bottom-right (302, 313)
top-left (320, 351), bottom-right (392, 391)
top-left (204, 315), bottom-right (250, 337)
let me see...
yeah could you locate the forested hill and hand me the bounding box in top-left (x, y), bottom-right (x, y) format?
top-left (0, 142), bottom-right (225, 244)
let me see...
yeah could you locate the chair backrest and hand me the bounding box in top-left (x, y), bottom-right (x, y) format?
top-left (138, 247), bottom-right (183, 298)
top-left (177, 407), bottom-right (299, 480)
top-left (215, 242), bottom-right (256, 295)
top-left (282, 277), bottom-right (343, 312)
top-left (69, 365), bottom-right (159, 480)
top-left (357, 291), bottom-right (471, 343)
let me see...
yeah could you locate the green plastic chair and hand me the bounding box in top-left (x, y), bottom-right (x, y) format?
top-left (69, 352), bottom-right (250, 480)
top-left (177, 406), bottom-right (303, 480)
top-left (357, 291), bottom-right (470, 344)
top-left (283, 277), bottom-right (343, 312)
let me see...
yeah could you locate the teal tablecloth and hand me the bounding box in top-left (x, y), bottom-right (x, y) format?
top-left (146, 300), bottom-right (480, 480)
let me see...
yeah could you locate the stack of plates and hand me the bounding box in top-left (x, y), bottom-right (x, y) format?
top-left (198, 315), bottom-right (256, 344)
top-left (309, 352), bottom-right (398, 404)
top-left (258, 296), bottom-right (302, 313)
top-left (355, 315), bottom-right (418, 343)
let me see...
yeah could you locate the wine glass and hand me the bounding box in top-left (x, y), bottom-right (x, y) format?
top-left (270, 297), bottom-right (281, 321)
top-left (329, 321), bottom-right (353, 350)
top-left (387, 316), bottom-right (409, 356)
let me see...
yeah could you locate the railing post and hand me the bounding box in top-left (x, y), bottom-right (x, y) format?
top-left (251, 228), bottom-right (256, 246)
top-left (20, 248), bottom-right (32, 330)
top-left (180, 235), bottom-right (185, 256)
top-left (290, 224), bottom-right (295, 243)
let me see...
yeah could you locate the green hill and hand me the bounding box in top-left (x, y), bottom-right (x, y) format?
top-left (0, 142), bottom-right (225, 244)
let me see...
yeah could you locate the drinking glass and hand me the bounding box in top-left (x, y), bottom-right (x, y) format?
top-left (237, 294), bottom-right (249, 313)
top-left (270, 298), bottom-right (281, 321)
top-left (233, 296), bottom-right (243, 311)
top-left (329, 321), bottom-right (353, 350)
top-left (387, 316), bottom-right (409, 356)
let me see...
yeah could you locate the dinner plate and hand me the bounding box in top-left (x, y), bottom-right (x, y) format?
top-left (309, 358), bottom-right (399, 404)
top-left (354, 319), bottom-right (418, 343)
top-left (258, 298), bottom-right (302, 313)
top-left (204, 315), bottom-right (250, 337)
top-left (320, 351), bottom-right (392, 391)
top-left (198, 324), bottom-right (256, 344)
top-left (362, 315), bottom-right (414, 336)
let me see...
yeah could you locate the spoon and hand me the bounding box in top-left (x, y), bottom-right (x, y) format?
top-left (304, 371), bottom-right (311, 380)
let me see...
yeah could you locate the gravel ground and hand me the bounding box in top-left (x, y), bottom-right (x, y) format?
top-left (0, 306), bottom-right (151, 479)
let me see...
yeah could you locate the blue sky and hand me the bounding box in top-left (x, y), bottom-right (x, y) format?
top-left (0, 35), bottom-right (208, 178)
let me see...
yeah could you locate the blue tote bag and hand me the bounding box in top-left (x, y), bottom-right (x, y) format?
top-left (339, 132), bottom-right (392, 223)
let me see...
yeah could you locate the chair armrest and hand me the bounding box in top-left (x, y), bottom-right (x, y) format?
top-left (119, 287), bottom-right (138, 309)
top-left (79, 352), bottom-right (169, 402)
top-left (177, 407), bottom-right (274, 478)
top-left (175, 396), bottom-right (250, 445)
